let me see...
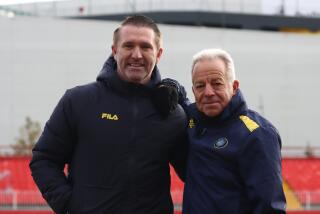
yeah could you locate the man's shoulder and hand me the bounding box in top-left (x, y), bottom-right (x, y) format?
top-left (61, 81), bottom-right (108, 105)
top-left (183, 103), bottom-right (197, 117)
top-left (66, 81), bottom-right (111, 99)
top-left (238, 110), bottom-right (282, 153)
top-left (169, 104), bottom-right (188, 126)
top-left (66, 81), bottom-right (99, 95)
top-left (238, 109), bottom-right (279, 137)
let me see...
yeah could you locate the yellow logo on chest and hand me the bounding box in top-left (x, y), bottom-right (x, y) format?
top-left (188, 118), bottom-right (195, 128)
top-left (101, 113), bottom-right (119, 121)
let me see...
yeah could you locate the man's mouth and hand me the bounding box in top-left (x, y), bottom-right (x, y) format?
top-left (128, 63), bottom-right (144, 67)
top-left (203, 102), bottom-right (220, 107)
top-left (203, 100), bottom-right (218, 104)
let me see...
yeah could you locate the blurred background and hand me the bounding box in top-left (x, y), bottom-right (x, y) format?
top-left (0, 0), bottom-right (320, 213)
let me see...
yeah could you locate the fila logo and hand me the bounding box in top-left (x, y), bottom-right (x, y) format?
top-left (101, 113), bottom-right (119, 121)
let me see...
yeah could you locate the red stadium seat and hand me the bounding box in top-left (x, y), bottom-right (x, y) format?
top-left (282, 158), bottom-right (320, 204)
top-left (170, 165), bottom-right (184, 205)
top-left (0, 157), bottom-right (46, 205)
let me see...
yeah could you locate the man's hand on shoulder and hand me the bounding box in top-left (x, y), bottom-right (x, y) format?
top-left (152, 80), bottom-right (179, 118)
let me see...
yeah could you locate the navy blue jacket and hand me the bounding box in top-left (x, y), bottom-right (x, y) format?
top-left (183, 90), bottom-right (286, 214)
top-left (30, 56), bottom-right (188, 214)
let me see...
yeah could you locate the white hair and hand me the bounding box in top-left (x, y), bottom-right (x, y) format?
top-left (191, 48), bottom-right (236, 82)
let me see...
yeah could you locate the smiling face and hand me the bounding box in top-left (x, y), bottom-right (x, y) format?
top-left (112, 25), bottom-right (163, 85)
top-left (192, 57), bottom-right (239, 117)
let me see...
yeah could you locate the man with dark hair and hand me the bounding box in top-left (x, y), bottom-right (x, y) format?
top-left (30, 15), bottom-right (187, 214)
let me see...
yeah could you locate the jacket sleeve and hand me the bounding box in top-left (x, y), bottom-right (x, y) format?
top-left (29, 90), bottom-right (76, 214)
top-left (238, 126), bottom-right (287, 214)
top-left (169, 107), bottom-right (189, 182)
top-left (170, 133), bottom-right (188, 182)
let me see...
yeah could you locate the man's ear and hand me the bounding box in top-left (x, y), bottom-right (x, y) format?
top-left (192, 86), bottom-right (195, 96)
top-left (156, 48), bottom-right (163, 63)
top-left (112, 45), bottom-right (117, 58)
top-left (232, 80), bottom-right (239, 95)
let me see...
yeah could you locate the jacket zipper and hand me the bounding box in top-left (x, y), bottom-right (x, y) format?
top-left (124, 87), bottom-right (138, 210)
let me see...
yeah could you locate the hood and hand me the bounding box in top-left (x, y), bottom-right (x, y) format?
top-left (96, 55), bottom-right (162, 94)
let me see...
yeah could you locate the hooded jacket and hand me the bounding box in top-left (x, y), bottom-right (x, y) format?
top-left (30, 56), bottom-right (188, 214)
top-left (182, 90), bottom-right (286, 214)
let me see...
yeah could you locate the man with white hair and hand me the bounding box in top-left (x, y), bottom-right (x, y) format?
top-left (180, 49), bottom-right (286, 213)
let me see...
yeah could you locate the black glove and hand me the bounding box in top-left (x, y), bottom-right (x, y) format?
top-left (160, 78), bottom-right (188, 105)
top-left (152, 80), bottom-right (179, 118)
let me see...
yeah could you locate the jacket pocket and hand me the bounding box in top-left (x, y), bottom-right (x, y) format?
top-left (68, 184), bottom-right (120, 214)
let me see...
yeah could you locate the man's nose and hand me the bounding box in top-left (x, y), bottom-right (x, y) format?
top-left (204, 84), bottom-right (215, 96)
top-left (132, 47), bottom-right (143, 59)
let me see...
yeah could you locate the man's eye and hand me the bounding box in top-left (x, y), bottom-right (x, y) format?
top-left (141, 45), bottom-right (152, 50)
top-left (212, 82), bottom-right (224, 89)
top-left (123, 43), bottom-right (133, 48)
top-left (195, 84), bottom-right (205, 89)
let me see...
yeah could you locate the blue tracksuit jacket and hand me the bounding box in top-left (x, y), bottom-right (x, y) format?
top-left (182, 90), bottom-right (286, 214)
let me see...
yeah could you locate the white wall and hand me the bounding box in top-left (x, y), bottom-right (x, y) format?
top-left (1, 16), bottom-right (319, 147)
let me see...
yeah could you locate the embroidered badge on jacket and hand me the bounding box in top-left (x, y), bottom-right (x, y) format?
top-left (213, 137), bottom-right (228, 149)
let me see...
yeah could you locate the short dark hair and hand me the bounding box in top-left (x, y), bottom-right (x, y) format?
top-left (113, 15), bottom-right (162, 49)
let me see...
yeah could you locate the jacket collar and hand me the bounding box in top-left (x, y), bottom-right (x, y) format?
top-left (96, 55), bottom-right (161, 95)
